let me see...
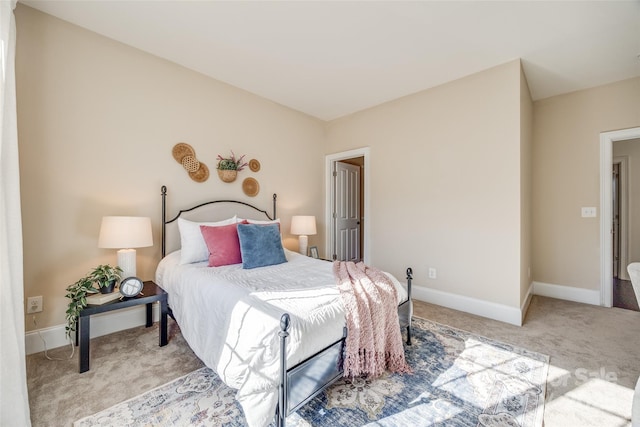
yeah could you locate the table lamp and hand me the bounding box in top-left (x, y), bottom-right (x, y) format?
top-left (98, 216), bottom-right (153, 278)
top-left (290, 215), bottom-right (317, 256)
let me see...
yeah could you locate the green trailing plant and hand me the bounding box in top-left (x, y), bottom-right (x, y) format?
top-left (216, 151), bottom-right (248, 171)
top-left (65, 276), bottom-right (96, 338)
top-left (64, 264), bottom-right (122, 338)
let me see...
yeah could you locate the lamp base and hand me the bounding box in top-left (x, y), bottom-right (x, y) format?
top-left (298, 235), bottom-right (309, 256)
top-left (117, 248), bottom-right (137, 279)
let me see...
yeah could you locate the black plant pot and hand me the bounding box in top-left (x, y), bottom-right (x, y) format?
top-left (99, 279), bottom-right (117, 294)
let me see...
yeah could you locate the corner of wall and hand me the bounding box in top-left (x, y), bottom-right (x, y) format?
top-left (520, 281), bottom-right (533, 323)
top-left (532, 281), bottom-right (600, 306)
top-left (412, 284), bottom-right (524, 327)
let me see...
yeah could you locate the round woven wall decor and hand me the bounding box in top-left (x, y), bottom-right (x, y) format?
top-left (242, 177), bottom-right (260, 197)
top-left (181, 155), bottom-right (200, 173)
top-left (249, 159), bottom-right (261, 172)
top-left (189, 163), bottom-right (209, 183)
top-left (172, 142), bottom-right (208, 183)
top-left (172, 142), bottom-right (195, 162)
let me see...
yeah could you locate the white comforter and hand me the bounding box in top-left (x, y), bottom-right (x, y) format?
top-left (156, 249), bottom-right (408, 427)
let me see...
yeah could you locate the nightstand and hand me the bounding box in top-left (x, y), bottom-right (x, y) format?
top-left (75, 281), bottom-right (168, 373)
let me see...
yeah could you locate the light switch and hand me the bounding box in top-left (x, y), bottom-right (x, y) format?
top-left (581, 207), bottom-right (597, 218)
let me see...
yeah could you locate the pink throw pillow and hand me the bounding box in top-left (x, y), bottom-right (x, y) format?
top-left (200, 222), bottom-right (245, 267)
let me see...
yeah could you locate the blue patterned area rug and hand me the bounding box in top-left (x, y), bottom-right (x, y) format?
top-left (75, 317), bottom-right (548, 427)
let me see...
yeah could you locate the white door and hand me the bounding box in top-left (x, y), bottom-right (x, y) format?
top-left (334, 161), bottom-right (360, 261)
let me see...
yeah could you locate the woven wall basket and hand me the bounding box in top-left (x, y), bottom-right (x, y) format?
top-left (217, 169), bottom-right (237, 183)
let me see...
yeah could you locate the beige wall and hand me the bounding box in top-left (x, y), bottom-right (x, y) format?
top-left (613, 138), bottom-right (640, 266)
top-left (326, 60), bottom-right (525, 308)
top-left (17, 5), bottom-right (640, 334)
top-left (532, 77), bottom-right (640, 290)
top-left (16, 5), bottom-right (326, 331)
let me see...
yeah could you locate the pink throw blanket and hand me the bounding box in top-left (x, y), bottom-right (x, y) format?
top-left (334, 261), bottom-right (411, 378)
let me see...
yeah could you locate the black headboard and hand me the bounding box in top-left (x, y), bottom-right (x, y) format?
top-left (161, 185), bottom-right (277, 257)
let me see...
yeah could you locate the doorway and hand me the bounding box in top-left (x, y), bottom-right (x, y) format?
top-left (334, 159), bottom-right (363, 262)
top-left (600, 127), bottom-right (640, 308)
top-left (611, 157), bottom-right (628, 281)
top-left (325, 148), bottom-right (370, 263)
top-left (612, 147), bottom-right (638, 311)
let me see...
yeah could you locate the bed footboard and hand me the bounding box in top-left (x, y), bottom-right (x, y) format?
top-left (276, 267), bottom-right (413, 426)
top-left (277, 314), bottom-right (290, 427)
top-left (398, 267), bottom-right (413, 345)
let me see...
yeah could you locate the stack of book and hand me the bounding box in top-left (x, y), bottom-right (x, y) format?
top-left (86, 292), bottom-right (121, 305)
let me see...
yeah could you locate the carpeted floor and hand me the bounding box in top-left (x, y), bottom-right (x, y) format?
top-left (73, 317), bottom-right (549, 427)
top-left (27, 296), bottom-right (640, 426)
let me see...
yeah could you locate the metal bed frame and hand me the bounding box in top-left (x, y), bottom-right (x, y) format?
top-left (160, 185), bottom-right (413, 427)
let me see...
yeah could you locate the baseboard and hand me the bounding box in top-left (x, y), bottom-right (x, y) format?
top-left (532, 281), bottom-right (601, 306)
top-left (25, 304), bottom-right (159, 355)
top-left (521, 282), bottom-right (534, 323)
top-left (26, 281), bottom-right (597, 354)
top-left (412, 285), bottom-right (524, 326)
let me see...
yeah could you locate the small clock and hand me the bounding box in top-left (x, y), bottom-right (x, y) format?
top-left (119, 277), bottom-right (144, 298)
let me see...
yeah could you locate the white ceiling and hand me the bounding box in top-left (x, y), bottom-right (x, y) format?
top-left (19, 0), bottom-right (640, 121)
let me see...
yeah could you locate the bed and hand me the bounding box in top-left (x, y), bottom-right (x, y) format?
top-left (156, 186), bottom-right (413, 427)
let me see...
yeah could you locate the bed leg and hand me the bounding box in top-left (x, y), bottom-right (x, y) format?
top-left (277, 313), bottom-right (290, 427)
top-left (406, 267), bottom-right (413, 346)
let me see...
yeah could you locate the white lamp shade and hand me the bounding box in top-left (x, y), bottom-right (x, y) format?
top-left (98, 216), bottom-right (153, 249)
top-left (290, 216), bottom-right (317, 236)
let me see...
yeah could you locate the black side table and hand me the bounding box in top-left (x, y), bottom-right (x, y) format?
top-left (76, 281), bottom-right (168, 373)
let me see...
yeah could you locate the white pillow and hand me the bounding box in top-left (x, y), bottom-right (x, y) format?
top-left (238, 218), bottom-right (280, 225)
top-left (178, 216), bottom-right (236, 264)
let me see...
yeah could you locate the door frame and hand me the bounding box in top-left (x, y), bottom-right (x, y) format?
top-left (600, 127), bottom-right (640, 306)
top-left (325, 147), bottom-right (370, 263)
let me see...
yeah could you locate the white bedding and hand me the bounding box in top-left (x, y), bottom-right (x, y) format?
top-left (155, 249), bottom-right (408, 427)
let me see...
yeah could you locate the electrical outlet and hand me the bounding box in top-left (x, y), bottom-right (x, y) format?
top-left (27, 296), bottom-right (43, 314)
top-left (428, 268), bottom-right (437, 279)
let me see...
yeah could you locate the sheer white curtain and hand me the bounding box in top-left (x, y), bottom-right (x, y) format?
top-left (1, 0), bottom-right (31, 425)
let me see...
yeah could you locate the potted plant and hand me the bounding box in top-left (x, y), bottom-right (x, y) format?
top-left (216, 151), bottom-right (248, 183)
top-left (88, 264), bottom-right (122, 294)
top-left (64, 265), bottom-right (122, 338)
